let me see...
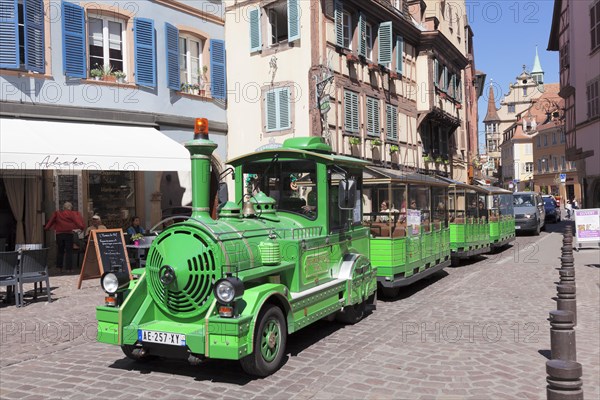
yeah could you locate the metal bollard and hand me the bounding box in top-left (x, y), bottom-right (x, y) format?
top-left (546, 359), bottom-right (583, 400)
top-left (549, 310), bottom-right (576, 361)
top-left (555, 285), bottom-right (577, 326)
top-left (558, 268), bottom-right (575, 287)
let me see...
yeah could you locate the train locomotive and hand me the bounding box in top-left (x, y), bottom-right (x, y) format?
top-left (96, 122), bottom-right (515, 376)
top-left (96, 127), bottom-right (377, 377)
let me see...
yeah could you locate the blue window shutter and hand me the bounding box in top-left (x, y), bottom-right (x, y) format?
top-left (134, 18), bottom-right (156, 87)
top-left (367, 97), bottom-right (379, 136)
top-left (433, 59), bottom-right (438, 88)
top-left (386, 105), bottom-right (398, 140)
top-left (279, 88), bottom-right (290, 129)
top-left (288, 0), bottom-right (300, 42)
top-left (249, 7), bottom-right (261, 52)
top-left (378, 21), bottom-right (392, 66)
top-left (345, 90), bottom-right (359, 133)
top-left (334, 0), bottom-right (343, 47)
top-left (358, 12), bottom-right (366, 57)
top-left (210, 39), bottom-right (226, 100)
top-left (24, 0), bottom-right (44, 73)
top-left (165, 23), bottom-right (179, 90)
top-left (62, 1), bottom-right (86, 78)
top-left (0, 0), bottom-right (19, 69)
top-left (266, 90), bottom-right (277, 131)
top-left (442, 65), bottom-right (448, 92)
top-left (395, 35), bottom-right (404, 75)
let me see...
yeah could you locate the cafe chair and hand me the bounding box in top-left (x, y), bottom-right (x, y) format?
top-left (0, 251), bottom-right (20, 307)
top-left (18, 248), bottom-right (51, 306)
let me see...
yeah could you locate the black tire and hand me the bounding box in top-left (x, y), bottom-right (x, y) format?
top-left (240, 305), bottom-right (287, 377)
top-left (121, 345), bottom-right (154, 362)
top-left (336, 301), bottom-right (365, 324)
top-left (534, 220), bottom-right (541, 236)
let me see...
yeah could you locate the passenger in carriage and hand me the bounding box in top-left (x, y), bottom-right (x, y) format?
top-left (478, 201), bottom-right (488, 222)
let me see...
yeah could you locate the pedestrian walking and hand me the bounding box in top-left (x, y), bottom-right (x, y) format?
top-left (565, 200), bottom-right (572, 220)
top-left (573, 198), bottom-right (579, 209)
top-left (44, 202), bottom-right (85, 271)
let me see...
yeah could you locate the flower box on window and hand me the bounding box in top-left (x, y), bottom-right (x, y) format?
top-left (439, 92), bottom-right (447, 99)
top-left (348, 136), bottom-right (361, 146)
top-left (389, 144), bottom-right (399, 154)
top-left (367, 63), bottom-right (379, 72)
top-left (346, 53), bottom-right (359, 63)
top-left (370, 138), bottom-right (382, 147)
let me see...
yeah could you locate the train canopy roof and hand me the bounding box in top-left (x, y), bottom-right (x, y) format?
top-left (363, 166), bottom-right (448, 186)
top-left (227, 137), bottom-right (370, 169)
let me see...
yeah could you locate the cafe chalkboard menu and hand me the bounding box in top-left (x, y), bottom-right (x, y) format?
top-left (77, 229), bottom-right (132, 289)
top-left (57, 174), bottom-right (79, 211)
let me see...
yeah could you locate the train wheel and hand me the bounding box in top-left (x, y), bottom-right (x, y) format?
top-left (121, 345), bottom-right (155, 362)
top-left (336, 301), bottom-right (365, 324)
top-left (380, 286), bottom-right (400, 298)
top-left (240, 304), bottom-right (287, 377)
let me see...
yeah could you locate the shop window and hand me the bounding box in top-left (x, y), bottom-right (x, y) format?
top-left (88, 172), bottom-right (136, 229)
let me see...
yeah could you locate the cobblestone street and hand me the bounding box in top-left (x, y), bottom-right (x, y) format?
top-left (1, 222), bottom-right (598, 400)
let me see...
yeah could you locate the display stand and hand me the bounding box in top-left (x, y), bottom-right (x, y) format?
top-left (77, 229), bottom-right (132, 289)
top-left (573, 209), bottom-right (600, 251)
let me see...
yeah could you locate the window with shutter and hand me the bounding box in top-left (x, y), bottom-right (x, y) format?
top-left (433, 59), bottom-right (439, 88)
top-left (210, 39), bottom-right (226, 100)
top-left (366, 96), bottom-right (380, 137)
top-left (249, 7), bottom-right (261, 52)
top-left (386, 104), bottom-right (398, 140)
top-left (266, 1), bottom-right (288, 45)
top-left (358, 12), bottom-right (366, 57)
top-left (378, 21), bottom-right (392, 66)
top-left (0, 0), bottom-right (45, 73)
top-left (395, 35), bottom-right (404, 75)
top-left (334, 0), bottom-right (344, 47)
top-left (288, 0), bottom-right (300, 42)
top-left (344, 90), bottom-right (359, 133)
top-left (165, 23), bottom-right (179, 90)
top-left (134, 18), bottom-right (156, 87)
top-left (265, 87), bottom-right (291, 132)
top-left (62, 1), bottom-right (86, 78)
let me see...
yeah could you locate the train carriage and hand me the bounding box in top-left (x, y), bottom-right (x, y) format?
top-left (96, 133), bottom-right (377, 377)
top-left (361, 167), bottom-right (451, 297)
top-left (476, 186), bottom-right (516, 249)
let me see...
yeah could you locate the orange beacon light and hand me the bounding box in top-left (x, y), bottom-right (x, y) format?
top-left (194, 118), bottom-right (209, 139)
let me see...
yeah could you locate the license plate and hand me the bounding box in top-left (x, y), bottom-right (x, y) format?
top-left (515, 225), bottom-right (521, 229)
top-left (138, 330), bottom-right (186, 346)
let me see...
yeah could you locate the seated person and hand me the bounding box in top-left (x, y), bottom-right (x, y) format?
top-left (126, 216), bottom-right (145, 237)
top-left (85, 215), bottom-right (107, 238)
top-left (302, 188), bottom-right (317, 214)
top-left (378, 201), bottom-right (390, 222)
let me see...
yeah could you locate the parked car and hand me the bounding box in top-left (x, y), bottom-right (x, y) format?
top-left (513, 192), bottom-right (546, 235)
top-left (542, 195), bottom-right (561, 223)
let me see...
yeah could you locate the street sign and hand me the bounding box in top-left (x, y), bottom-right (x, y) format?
top-left (560, 173), bottom-right (567, 183)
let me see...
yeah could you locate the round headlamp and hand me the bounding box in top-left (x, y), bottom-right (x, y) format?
top-left (213, 277), bottom-right (244, 304)
top-left (100, 272), bottom-right (130, 294)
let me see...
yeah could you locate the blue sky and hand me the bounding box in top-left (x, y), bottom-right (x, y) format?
top-left (466, 0), bottom-right (559, 153)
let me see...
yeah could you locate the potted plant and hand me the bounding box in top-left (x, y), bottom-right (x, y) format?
top-left (348, 136), bottom-right (361, 146)
top-left (101, 64), bottom-right (114, 81)
top-left (422, 154), bottom-right (433, 162)
top-left (131, 233), bottom-right (144, 246)
top-left (389, 144), bottom-right (399, 154)
top-left (435, 156), bottom-right (444, 163)
top-left (370, 138), bottom-right (382, 147)
top-left (114, 71), bottom-right (126, 84)
top-left (90, 68), bottom-right (102, 80)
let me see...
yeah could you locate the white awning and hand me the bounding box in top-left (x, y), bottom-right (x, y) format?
top-left (0, 118), bottom-right (191, 171)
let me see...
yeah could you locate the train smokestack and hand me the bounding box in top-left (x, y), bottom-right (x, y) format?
top-left (185, 118), bottom-right (217, 218)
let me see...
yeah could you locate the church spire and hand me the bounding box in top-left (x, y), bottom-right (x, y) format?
top-left (483, 83), bottom-right (500, 123)
top-left (531, 46), bottom-right (544, 85)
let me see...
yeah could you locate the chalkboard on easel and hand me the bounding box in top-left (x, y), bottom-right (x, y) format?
top-left (77, 229), bottom-right (131, 289)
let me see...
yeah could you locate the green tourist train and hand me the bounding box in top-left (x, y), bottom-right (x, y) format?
top-left (96, 130), bottom-right (515, 377)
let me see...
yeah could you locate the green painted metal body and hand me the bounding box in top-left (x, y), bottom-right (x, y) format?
top-left (370, 226), bottom-right (451, 285)
top-left (449, 219), bottom-right (491, 253)
top-left (96, 137), bottom-right (377, 363)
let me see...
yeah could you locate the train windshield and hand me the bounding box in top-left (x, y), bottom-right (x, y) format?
top-left (242, 160), bottom-right (318, 220)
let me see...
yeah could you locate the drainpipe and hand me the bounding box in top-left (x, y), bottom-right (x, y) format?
top-left (184, 119), bottom-right (217, 219)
